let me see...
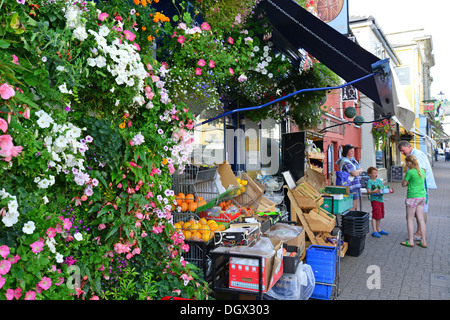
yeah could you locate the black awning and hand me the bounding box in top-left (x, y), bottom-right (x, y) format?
top-left (261, 0), bottom-right (382, 106)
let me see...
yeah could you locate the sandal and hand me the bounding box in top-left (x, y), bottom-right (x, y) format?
top-left (417, 242), bottom-right (427, 248)
top-left (400, 240), bottom-right (414, 247)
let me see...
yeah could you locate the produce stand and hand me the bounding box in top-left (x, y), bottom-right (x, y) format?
top-left (170, 163), bottom-right (355, 300)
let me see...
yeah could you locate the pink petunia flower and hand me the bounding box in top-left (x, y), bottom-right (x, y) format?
top-left (229, 68), bottom-right (234, 75)
top-left (177, 35), bottom-right (185, 44)
top-left (200, 22), bottom-right (211, 31)
top-left (208, 60), bottom-right (215, 68)
top-left (0, 119), bottom-right (7, 133)
top-left (98, 12), bottom-right (109, 21)
top-left (5, 288), bottom-right (21, 300)
top-left (30, 238), bottom-right (45, 254)
top-left (197, 59), bottom-right (206, 67)
top-left (0, 134), bottom-right (23, 161)
top-left (38, 276), bottom-right (52, 291)
top-left (195, 68), bottom-right (202, 75)
top-left (0, 245), bottom-right (9, 259)
top-left (25, 291), bottom-right (36, 300)
top-left (0, 275), bottom-right (5, 289)
top-left (0, 83), bottom-right (15, 100)
top-left (228, 37), bottom-right (234, 45)
top-left (123, 30), bottom-right (136, 41)
top-left (0, 260), bottom-right (11, 275)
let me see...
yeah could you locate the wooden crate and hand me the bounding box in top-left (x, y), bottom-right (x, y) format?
top-left (315, 232), bottom-right (348, 258)
top-left (234, 172), bottom-right (264, 210)
top-left (303, 207), bottom-right (336, 233)
top-left (292, 182), bottom-right (324, 209)
top-left (256, 196), bottom-right (276, 213)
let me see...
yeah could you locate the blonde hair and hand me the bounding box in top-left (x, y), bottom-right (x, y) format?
top-left (405, 154), bottom-right (423, 179)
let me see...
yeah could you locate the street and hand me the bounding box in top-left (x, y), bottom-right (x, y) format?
top-left (337, 156), bottom-right (450, 300)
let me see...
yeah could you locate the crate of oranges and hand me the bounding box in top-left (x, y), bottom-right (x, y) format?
top-left (173, 217), bottom-right (226, 243)
top-left (175, 193), bottom-right (209, 213)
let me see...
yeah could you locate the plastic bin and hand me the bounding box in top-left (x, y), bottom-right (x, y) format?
top-left (321, 196), bottom-right (353, 214)
top-left (341, 211), bottom-right (369, 236)
top-left (306, 245), bottom-right (336, 283)
top-left (311, 283), bottom-right (333, 300)
top-left (343, 234), bottom-right (366, 257)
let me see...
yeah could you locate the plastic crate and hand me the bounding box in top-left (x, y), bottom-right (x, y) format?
top-left (321, 196), bottom-right (353, 214)
top-left (306, 245), bottom-right (336, 283)
top-left (344, 234), bottom-right (366, 257)
top-left (311, 283), bottom-right (334, 300)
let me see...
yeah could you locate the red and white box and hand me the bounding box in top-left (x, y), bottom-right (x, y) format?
top-left (228, 238), bottom-right (283, 292)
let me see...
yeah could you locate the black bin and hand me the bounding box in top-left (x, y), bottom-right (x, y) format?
top-left (341, 211), bottom-right (369, 256)
top-left (344, 234), bottom-right (366, 257)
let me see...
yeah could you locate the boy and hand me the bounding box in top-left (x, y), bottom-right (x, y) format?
top-left (366, 167), bottom-right (389, 238)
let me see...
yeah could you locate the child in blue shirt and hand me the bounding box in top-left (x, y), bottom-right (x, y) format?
top-left (366, 167), bottom-right (391, 238)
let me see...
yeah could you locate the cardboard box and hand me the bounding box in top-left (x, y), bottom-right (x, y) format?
top-left (263, 224), bottom-right (306, 258)
top-left (216, 161), bottom-right (239, 190)
top-left (214, 223), bottom-right (260, 247)
top-left (229, 238), bottom-right (283, 293)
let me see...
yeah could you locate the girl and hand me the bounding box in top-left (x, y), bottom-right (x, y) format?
top-left (401, 155), bottom-right (427, 248)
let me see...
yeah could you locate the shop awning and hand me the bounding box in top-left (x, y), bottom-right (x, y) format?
top-left (261, 0), bottom-right (415, 130)
top-left (261, 0), bottom-right (382, 104)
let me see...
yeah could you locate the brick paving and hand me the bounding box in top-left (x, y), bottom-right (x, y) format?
top-left (337, 157), bottom-right (450, 300)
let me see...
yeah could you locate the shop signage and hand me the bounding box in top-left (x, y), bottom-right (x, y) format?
top-left (423, 101), bottom-right (435, 113)
top-left (341, 84), bottom-right (358, 101)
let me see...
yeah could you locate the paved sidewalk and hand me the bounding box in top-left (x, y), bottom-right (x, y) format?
top-left (337, 158), bottom-right (450, 300)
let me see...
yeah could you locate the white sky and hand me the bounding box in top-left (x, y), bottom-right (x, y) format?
top-left (349, 0), bottom-right (450, 100)
top-left (349, 0), bottom-right (450, 135)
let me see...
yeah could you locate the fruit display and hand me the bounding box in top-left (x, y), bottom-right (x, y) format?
top-left (234, 178), bottom-right (248, 196)
top-left (173, 218), bottom-right (226, 242)
top-left (175, 193), bottom-right (208, 212)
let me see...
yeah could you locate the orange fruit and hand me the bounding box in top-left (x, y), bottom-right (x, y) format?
top-left (183, 222), bottom-right (191, 230)
top-left (173, 222), bottom-right (182, 230)
top-left (197, 200), bottom-right (207, 208)
top-left (184, 230), bottom-right (192, 240)
top-left (185, 194), bottom-right (195, 203)
top-left (202, 230), bottom-right (213, 242)
top-left (176, 193), bottom-right (185, 206)
top-left (216, 224), bottom-right (226, 231)
top-left (180, 202), bottom-right (188, 212)
top-left (188, 201), bottom-right (198, 212)
top-left (196, 196), bottom-right (204, 202)
top-left (191, 231), bottom-right (202, 241)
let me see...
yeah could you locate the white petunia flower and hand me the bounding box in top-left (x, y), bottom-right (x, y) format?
top-left (22, 221), bottom-right (36, 234)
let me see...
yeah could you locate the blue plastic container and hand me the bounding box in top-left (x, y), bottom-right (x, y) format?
top-left (306, 245), bottom-right (337, 283)
top-left (311, 283), bottom-right (333, 300)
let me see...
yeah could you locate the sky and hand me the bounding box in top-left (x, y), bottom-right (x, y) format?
top-left (348, 0), bottom-right (450, 101)
top-left (348, 0), bottom-right (450, 135)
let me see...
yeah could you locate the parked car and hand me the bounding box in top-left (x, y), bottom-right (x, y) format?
top-left (438, 148), bottom-right (444, 156)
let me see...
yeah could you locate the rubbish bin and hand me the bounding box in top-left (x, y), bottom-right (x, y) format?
top-left (341, 211), bottom-right (369, 257)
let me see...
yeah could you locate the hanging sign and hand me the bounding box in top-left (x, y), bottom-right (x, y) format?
top-left (423, 101), bottom-right (435, 113)
top-left (341, 84), bottom-right (358, 101)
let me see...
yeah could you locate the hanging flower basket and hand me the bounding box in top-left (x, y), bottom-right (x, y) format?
top-left (371, 119), bottom-right (393, 150)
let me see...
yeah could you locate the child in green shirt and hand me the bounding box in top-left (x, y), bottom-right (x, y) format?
top-left (366, 167), bottom-right (390, 238)
top-left (401, 155), bottom-right (427, 248)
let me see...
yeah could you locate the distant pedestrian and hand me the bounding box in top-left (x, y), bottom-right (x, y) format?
top-left (445, 146), bottom-right (450, 162)
top-left (401, 155), bottom-right (427, 248)
top-left (336, 144), bottom-right (363, 210)
top-left (434, 148), bottom-right (438, 161)
top-left (366, 167), bottom-right (390, 238)
top-left (398, 140), bottom-right (436, 241)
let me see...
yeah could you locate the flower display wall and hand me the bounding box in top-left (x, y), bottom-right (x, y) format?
top-left (0, 0), bottom-right (339, 300)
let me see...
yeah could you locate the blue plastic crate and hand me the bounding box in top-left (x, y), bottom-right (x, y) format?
top-left (306, 245), bottom-right (337, 283)
top-left (311, 283), bottom-right (333, 300)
